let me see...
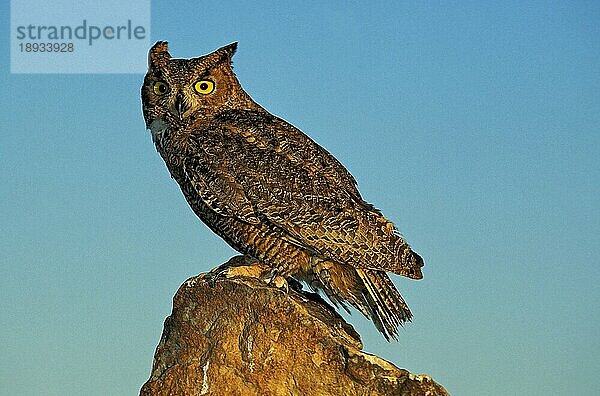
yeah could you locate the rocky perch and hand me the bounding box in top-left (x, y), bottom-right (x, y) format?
top-left (140, 257), bottom-right (448, 396)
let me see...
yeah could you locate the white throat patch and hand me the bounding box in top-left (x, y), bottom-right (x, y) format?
top-left (149, 118), bottom-right (169, 145)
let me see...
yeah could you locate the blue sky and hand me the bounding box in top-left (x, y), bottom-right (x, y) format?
top-left (1, 1), bottom-right (599, 395)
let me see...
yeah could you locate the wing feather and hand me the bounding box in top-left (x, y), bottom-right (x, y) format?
top-left (185, 109), bottom-right (423, 276)
top-left (182, 154), bottom-right (260, 225)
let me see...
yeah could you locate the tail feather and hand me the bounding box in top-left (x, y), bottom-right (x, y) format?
top-left (355, 269), bottom-right (412, 341)
top-left (311, 259), bottom-right (413, 341)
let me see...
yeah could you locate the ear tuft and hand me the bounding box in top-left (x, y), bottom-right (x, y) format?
top-left (148, 41), bottom-right (171, 68)
top-left (193, 42), bottom-right (239, 69)
top-left (210, 42), bottom-right (238, 66)
top-left (213, 42), bottom-right (238, 62)
top-left (220, 42), bottom-right (238, 60)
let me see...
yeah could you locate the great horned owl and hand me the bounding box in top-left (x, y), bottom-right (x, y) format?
top-left (141, 42), bottom-right (424, 340)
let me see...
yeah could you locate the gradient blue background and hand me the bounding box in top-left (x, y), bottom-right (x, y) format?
top-left (1, 1), bottom-right (598, 395)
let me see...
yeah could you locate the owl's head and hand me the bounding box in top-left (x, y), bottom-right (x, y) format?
top-left (141, 41), bottom-right (251, 128)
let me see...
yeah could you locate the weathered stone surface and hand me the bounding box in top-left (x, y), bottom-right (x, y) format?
top-left (140, 259), bottom-right (448, 396)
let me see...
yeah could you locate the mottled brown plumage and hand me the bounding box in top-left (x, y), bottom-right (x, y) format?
top-left (141, 42), bottom-right (424, 340)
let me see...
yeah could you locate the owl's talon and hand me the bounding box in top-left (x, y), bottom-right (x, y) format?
top-left (273, 276), bottom-right (289, 291)
top-left (267, 269), bottom-right (280, 285)
top-left (203, 264), bottom-right (230, 287)
top-left (260, 268), bottom-right (290, 291)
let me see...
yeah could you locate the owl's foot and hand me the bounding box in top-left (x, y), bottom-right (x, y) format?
top-left (259, 267), bottom-right (303, 293)
top-left (261, 267), bottom-right (288, 291)
top-left (202, 256), bottom-right (302, 292)
top-left (203, 256), bottom-right (292, 288)
top-left (203, 264), bottom-right (229, 287)
top-left (202, 256), bottom-right (266, 286)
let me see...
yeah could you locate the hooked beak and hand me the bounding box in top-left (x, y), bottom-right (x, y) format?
top-left (174, 91), bottom-right (187, 120)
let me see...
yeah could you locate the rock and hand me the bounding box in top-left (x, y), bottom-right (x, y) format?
top-left (140, 257), bottom-right (448, 396)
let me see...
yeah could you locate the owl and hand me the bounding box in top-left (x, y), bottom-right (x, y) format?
top-left (141, 42), bottom-right (424, 341)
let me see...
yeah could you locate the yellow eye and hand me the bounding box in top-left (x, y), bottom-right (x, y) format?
top-left (153, 81), bottom-right (169, 96)
top-left (194, 80), bottom-right (215, 95)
